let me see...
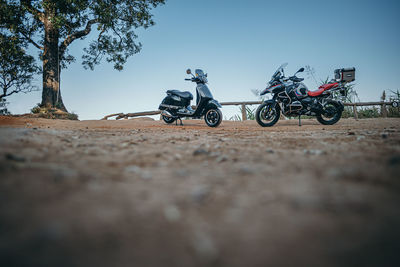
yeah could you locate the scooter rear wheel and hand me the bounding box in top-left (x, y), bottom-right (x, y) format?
top-left (162, 115), bottom-right (176, 124)
top-left (204, 108), bottom-right (222, 127)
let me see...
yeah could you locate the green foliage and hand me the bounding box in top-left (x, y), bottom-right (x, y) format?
top-left (229, 105), bottom-right (256, 121)
top-left (357, 107), bottom-right (380, 118)
top-left (31, 103), bottom-right (42, 114)
top-left (1, 0), bottom-right (166, 71)
top-left (30, 103), bottom-right (79, 120)
top-left (67, 112), bottom-right (79, 120)
top-left (242, 105), bottom-right (256, 120)
top-left (388, 89), bottom-right (400, 117)
top-left (0, 33), bottom-right (40, 99)
top-left (0, 98), bottom-right (10, 115)
top-left (229, 114), bottom-right (242, 121)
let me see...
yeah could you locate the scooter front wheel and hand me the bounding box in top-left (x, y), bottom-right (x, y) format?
top-left (204, 108), bottom-right (222, 127)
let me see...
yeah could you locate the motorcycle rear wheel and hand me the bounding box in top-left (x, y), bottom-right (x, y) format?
top-left (316, 101), bottom-right (342, 125)
top-left (256, 103), bottom-right (280, 127)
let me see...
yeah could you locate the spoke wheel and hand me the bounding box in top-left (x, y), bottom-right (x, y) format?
top-left (316, 101), bottom-right (342, 125)
top-left (255, 103), bottom-right (280, 127)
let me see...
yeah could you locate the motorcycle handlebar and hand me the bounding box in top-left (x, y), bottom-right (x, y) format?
top-left (184, 78), bottom-right (192, 81)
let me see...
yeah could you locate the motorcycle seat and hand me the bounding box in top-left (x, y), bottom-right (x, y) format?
top-left (308, 83), bottom-right (338, 97)
top-left (167, 90), bottom-right (193, 100)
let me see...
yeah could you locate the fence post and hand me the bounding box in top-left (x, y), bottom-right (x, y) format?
top-left (241, 104), bottom-right (247, 121)
top-left (353, 104), bottom-right (358, 120)
top-left (381, 102), bottom-right (388, 118)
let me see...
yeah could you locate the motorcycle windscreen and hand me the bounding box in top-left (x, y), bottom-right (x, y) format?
top-left (197, 84), bottom-right (213, 99)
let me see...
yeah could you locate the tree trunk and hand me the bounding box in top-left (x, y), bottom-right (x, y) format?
top-left (40, 15), bottom-right (67, 112)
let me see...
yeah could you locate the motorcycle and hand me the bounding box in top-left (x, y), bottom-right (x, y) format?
top-left (255, 63), bottom-right (355, 127)
top-left (158, 68), bottom-right (222, 127)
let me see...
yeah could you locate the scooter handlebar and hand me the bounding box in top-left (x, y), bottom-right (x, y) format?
top-left (184, 78), bottom-right (192, 81)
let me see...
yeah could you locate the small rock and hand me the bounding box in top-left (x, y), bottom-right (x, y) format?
top-left (193, 148), bottom-right (209, 156)
top-left (175, 169), bottom-right (189, 177)
top-left (303, 149), bottom-right (326, 155)
top-left (191, 185), bottom-right (210, 203)
top-left (265, 149), bottom-right (275, 154)
top-left (381, 132), bottom-right (388, 139)
top-left (388, 155), bottom-right (400, 166)
top-left (124, 165), bottom-right (152, 179)
top-left (356, 136), bottom-right (365, 141)
top-left (192, 231), bottom-right (218, 260)
top-left (216, 155), bottom-right (228, 163)
top-left (32, 127), bottom-right (38, 130)
top-left (209, 152), bottom-right (221, 157)
top-left (26, 123), bottom-right (32, 127)
top-left (5, 153), bottom-right (26, 162)
top-left (163, 205), bottom-right (181, 222)
top-left (174, 153), bottom-right (182, 160)
top-left (348, 132), bottom-right (355, 135)
top-left (238, 166), bottom-right (254, 175)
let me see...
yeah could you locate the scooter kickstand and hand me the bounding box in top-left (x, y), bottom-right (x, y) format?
top-left (179, 118), bottom-right (183, 126)
top-left (298, 115), bottom-right (302, 127)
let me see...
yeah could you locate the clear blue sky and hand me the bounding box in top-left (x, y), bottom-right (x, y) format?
top-left (7, 0), bottom-right (400, 120)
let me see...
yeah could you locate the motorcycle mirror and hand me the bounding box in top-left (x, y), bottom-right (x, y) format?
top-left (205, 73), bottom-right (208, 77)
top-left (298, 67), bottom-right (305, 73)
top-left (186, 69), bottom-right (192, 75)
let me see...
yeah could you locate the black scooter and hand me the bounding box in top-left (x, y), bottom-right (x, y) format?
top-left (158, 68), bottom-right (222, 127)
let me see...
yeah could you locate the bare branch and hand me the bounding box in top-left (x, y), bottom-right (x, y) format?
top-left (19, 31), bottom-right (43, 50)
top-left (59, 19), bottom-right (98, 56)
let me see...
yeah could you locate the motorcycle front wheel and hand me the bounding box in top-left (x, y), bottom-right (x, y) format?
top-left (204, 108), bottom-right (222, 127)
top-left (256, 103), bottom-right (280, 127)
top-left (316, 101), bottom-right (342, 125)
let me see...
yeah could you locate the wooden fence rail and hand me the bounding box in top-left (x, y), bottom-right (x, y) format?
top-left (101, 101), bottom-right (395, 121)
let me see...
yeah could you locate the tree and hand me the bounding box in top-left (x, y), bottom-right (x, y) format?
top-left (0, 0), bottom-right (165, 112)
top-left (0, 33), bottom-right (40, 101)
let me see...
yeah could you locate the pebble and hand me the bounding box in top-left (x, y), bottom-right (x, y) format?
top-left (193, 148), bottom-right (209, 156)
top-left (192, 231), bottom-right (218, 260)
top-left (5, 153), bottom-right (26, 162)
top-left (124, 165), bottom-right (152, 179)
top-left (265, 149), bottom-right (275, 154)
top-left (348, 132), bottom-right (355, 135)
top-left (388, 155), bottom-right (400, 166)
top-left (356, 136), bottom-right (365, 141)
top-left (163, 205), bottom-right (181, 222)
top-left (381, 132), bottom-right (388, 139)
top-left (303, 149), bottom-right (326, 155)
top-left (191, 185), bottom-right (210, 203)
top-left (216, 155), bottom-right (228, 163)
top-left (238, 166), bottom-right (254, 175)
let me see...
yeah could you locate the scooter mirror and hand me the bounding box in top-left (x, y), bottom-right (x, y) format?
top-left (186, 69), bottom-right (192, 75)
top-left (205, 73), bottom-right (208, 77)
top-left (298, 67), bottom-right (305, 73)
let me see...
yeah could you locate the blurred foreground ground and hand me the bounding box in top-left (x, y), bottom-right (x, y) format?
top-left (0, 116), bottom-right (400, 267)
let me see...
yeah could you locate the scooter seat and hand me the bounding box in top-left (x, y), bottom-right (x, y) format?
top-left (167, 90), bottom-right (193, 100)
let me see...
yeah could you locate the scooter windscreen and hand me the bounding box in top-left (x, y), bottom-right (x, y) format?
top-left (195, 69), bottom-right (208, 83)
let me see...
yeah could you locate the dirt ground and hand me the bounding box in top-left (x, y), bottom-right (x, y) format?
top-left (0, 116), bottom-right (399, 267)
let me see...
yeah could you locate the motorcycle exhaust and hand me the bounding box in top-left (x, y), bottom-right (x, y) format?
top-left (161, 110), bottom-right (173, 118)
